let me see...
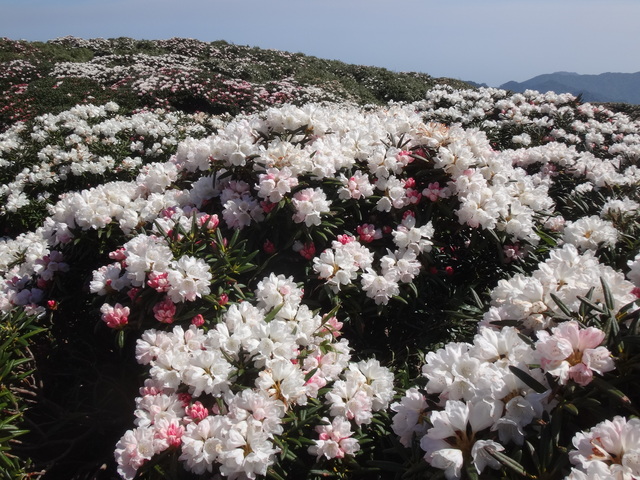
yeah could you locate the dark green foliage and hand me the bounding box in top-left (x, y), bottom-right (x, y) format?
top-left (0, 310), bottom-right (45, 479)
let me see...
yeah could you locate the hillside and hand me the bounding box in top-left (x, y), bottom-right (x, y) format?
top-left (0, 36), bottom-right (472, 132)
top-left (501, 71), bottom-right (640, 104)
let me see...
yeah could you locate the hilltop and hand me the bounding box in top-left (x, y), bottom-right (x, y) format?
top-left (0, 36), bottom-right (472, 131)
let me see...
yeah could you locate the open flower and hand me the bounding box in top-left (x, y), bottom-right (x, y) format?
top-left (308, 416), bottom-right (360, 460)
top-left (568, 416), bottom-right (640, 479)
top-left (535, 321), bottom-right (615, 386)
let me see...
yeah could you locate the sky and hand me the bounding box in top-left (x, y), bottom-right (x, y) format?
top-left (2, 0), bottom-right (639, 87)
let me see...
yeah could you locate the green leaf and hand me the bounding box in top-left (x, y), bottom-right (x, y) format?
top-left (550, 293), bottom-right (573, 318)
top-left (509, 365), bottom-right (548, 394)
top-left (561, 402), bottom-right (579, 415)
top-left (263, 303), bottom-right (284, 323)
top-left (600, 277), bottom-right (615, 311)
top-left (487, 447), bottom-right (530, 477)
top-left (590, 377), bottom-right (636, 412)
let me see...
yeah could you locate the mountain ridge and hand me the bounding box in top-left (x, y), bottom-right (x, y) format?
top-left (500, 71), bottom-right (640, 104)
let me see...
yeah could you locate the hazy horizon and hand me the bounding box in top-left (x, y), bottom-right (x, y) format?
top-left (2, 0), bottom-right (639, 87)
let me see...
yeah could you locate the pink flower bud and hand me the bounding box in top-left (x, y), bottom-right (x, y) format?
top-left (100, 303), bottom-right (129, 329)
top-left (153, 298), bottom-right (176, 324)
top-left (263, 239), bottom-right (276, 254)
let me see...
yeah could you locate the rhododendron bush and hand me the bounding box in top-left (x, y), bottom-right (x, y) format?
top-left (2, 38), bottom-right (640, 480)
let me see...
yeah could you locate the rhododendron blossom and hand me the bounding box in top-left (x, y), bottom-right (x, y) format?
top-left (535, 321), bottom-right (615, 386)
top-left (567, 416), bottom-right (640, 479)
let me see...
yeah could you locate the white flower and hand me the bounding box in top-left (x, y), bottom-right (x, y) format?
top-left (569, 416), bottom-right (640, 479)
top-left (562, 216), bottom-right (618, 251)
top-left (217, 420), bottom-right (280, 479)
top-left (180, 416), bottom-right (230, 475)
top-left (255, 167), bottom-right (299, 203)
top-left (360, 268), bottom-right (399, 305)
top-left (256, 358), bottom-right (308, 408)
top-left (222, 194), bottom-right (265, 229)
top-left (167, 255), bottom-right (212, 303)
top-left (182, 350), bottom-right (233, 396)
top-left (471, 439), bottom-right (505, 474)
top-left (292, 187), bottom-right (331, 226)
top-left (114, 427), bottom-right (156, 480)
top-left (420, 399), bottom-right (502, 479)
top-left (308, 416), bottom-right (360, 460)
top-left (391, 387), bottom-right (429, 447)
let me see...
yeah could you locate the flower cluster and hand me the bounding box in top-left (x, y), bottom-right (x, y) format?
top-left (391, 242), bottom-right (637, 479)
top-left (0, 102), bottom-right (221, 235)
top-left (115, 274), bottom-right (394, 479)
top-left (390, 320), bottom-right (621, 479)
top-left (482, 244), bottom-right (637, 332)
top-left (566, 416), bottom-right (640, 479)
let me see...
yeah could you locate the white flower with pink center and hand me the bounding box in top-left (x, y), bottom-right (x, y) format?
top-left (535, 321), bottom-right (615, 386)
top-left (568, 416), bottom-right (640, 479)
top-left (166, 255), bottom-right (212, 303)
top-left (292, 187), bottom-right (331, 227)
top-left (255, 166), bottom-right (299, 203)
top-left (338, 170), bottom-right (374, 200)
top-left (308, 416), bottom-right (360, 460)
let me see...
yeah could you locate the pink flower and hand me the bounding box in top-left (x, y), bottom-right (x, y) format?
top-left (127, 287), bottom-right (141, 302)
top-left (299, 242), bottom-right (316, 260)
top-left (153, 298), bottom-right (176, 324)
top-left (198, 213), bottom-right (219, 230)
top-left (396, 150), bottom-right (414, 165)
top-left (155, 419), bottom-right (184, 449)
top-left (308, 416), bottom-right (360, 460)
top-left (406, 188), bottom-right (422, 204)
top-left (218, 293), bottom-right (229, 306)
top-left (356, 224), bottom-right (381, 243)
top-left (109, 248), bottom-right (127, 261)
top-left (260, 200), bottom-right (277, 213)
top-left (191, 314), bottom-right (205, 327)
top-left (185, 401), bottom-right (209, 422)
top-left (147, 271), bottom-right (170, 292)
top-left (422, 182), bottom-right (451, 202)
top-left (100, 303), bottom-right (130, 329)
top-left (263, 239), bottom-right (276, 254)
top-left (535, 321), bottom-right (615, 386)
top-left (319, 316), bottom-right (343, 338)
top-left (337, 234), bottom-right (355, 245)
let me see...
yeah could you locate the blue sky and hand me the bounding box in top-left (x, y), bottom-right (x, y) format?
top-left (2, 0), bottom-right (639, 87)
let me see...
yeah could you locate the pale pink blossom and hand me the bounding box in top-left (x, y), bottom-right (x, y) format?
top-left (535, 321), bottom-right (615, 386)
top-left (308, 416), bottom-right (360, 460)
top-left (101, 302), bottom-right (130, 329)
top-left (153, 297), bottom-right (176, 324)
top-left (569, 416), bottom-right (640, 479)
top-left (356, 223), bottom-right (381, 243)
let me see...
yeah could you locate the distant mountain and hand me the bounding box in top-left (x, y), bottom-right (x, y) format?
top-left (500, 71), bottom-right (640, 105)
top-left (464, 80), bottom-right (488, 89)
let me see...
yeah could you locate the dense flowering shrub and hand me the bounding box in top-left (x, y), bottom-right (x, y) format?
top-left (0, 102), bottom-right (223, 235)
top-left (115, 276), bottom-right (394, 479)
top-left (0, 37), bottom-right (639, 479)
